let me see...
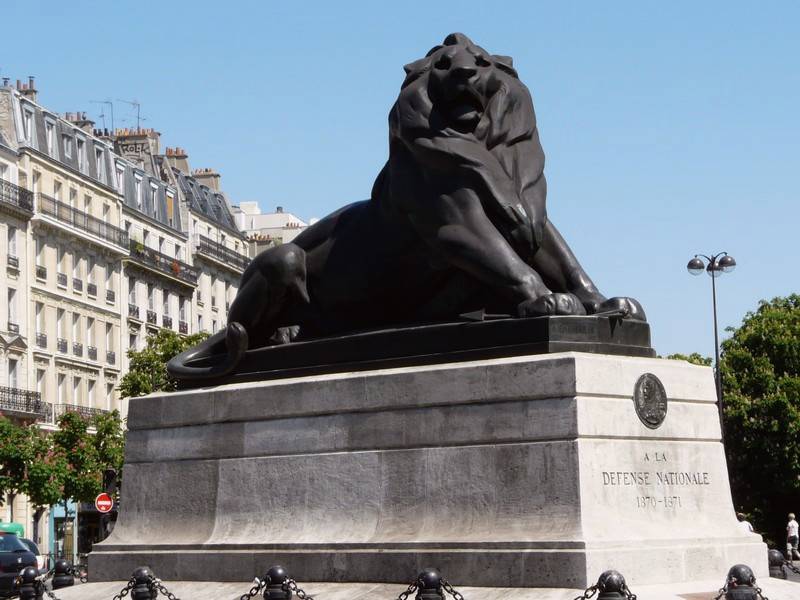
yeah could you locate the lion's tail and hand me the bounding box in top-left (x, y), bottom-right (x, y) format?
top-left (167, 322), bottom-right (248, 382)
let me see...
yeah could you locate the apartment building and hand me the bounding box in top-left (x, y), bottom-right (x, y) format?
top-left (0, 78), bottom-right (249, 561)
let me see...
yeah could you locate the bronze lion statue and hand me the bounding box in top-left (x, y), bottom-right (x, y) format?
top-left (169, 33), bottom-right (645, 381)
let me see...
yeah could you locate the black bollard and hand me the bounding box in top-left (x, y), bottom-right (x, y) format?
top-left (17, 566), bottom-right (39, 600)
top-left (595, 570), bottom-right (629, 600)
top-left (131, 566), bottom-right (157, 600)
top-left (416, 569), bottom-right (445, 600)
top-left (722, 564), bottom-right (759, 600)
top-left (263, 565), bottom-right (291, 600)
top-left (52, 559), bottom-right (74, 589)
top-left (768, 549), bottom-right (786, 579)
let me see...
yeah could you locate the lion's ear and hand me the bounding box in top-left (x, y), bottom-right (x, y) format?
top-left (404, 57), bottom-right (428, 75)
top-left (493, 55), bottom-right (518, 78)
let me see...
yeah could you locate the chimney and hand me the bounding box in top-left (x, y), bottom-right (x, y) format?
top-left (18, 76), bottom-right (38, 102)
top-left (192, 167), bottom-right (221, 192)
top-left (114, 127), bottom-right (162, 171)
top-left (74, 111), bottom-right (95, 134)
top-left (276, 206), bottom-right (284, 213)
top-left (165, 146), bottom-right (190, 174)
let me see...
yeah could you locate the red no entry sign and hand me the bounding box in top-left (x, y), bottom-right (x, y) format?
top-left (95, 492), bottom-right (114, 513)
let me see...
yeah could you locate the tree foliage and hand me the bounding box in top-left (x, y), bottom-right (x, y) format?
top-left (52, 412), bottom-right (103, 511)
top-left (665, 352), bottom-right (713, 366)
top-left (721, 294), bottom-right (800, 543)
top-left (119, 329), bottom-right (208, 398)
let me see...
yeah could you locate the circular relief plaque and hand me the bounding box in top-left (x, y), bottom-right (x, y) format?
top-left (633, 373), bottom-right (668, 429)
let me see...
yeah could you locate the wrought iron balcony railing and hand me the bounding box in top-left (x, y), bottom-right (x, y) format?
top-left (0, 386), bottom-right (45, 418)
top-left (73, 342), bottom-right (83, 357)
top-left (162, 315), bottom-right (173, 329)
top-left (146, 310), bottom-right (157, 324)
top-left (7, 322), bottom-right (19, 334)
top-left (57, 338), bottom-right (68, 353)
top-left (88, 346), bottom-right (97, 361)
top-left (36, 265), bottom-right (47, 280)
top-left (128, 304), bottom-right (140, 319)
top-left (0, 179), bottom-right (34, 214)
top-left (87, 283), bottom-right (97, 296)
top-left (179, 320), bottom-right (188, 334)
top-left (57, 403), bottom-right (108, 421)
top-left (38, 193), bottom-right (128, 248)
top-left (36, 333), bottom-right (47, 348)
top-left (194, 234), bottom-right (251, 272)
top-left (106, 350), bottom-right (116, 364)
top-left (57, 272), bottom-right (67, 287)
top-left (129, 241), bottom-right (199, 286)
top-left (106, 289), bottom-right (115, 303)
top-left (7, 255), bottom-right (19, 269)
top-left (73, 278), bottom-right (83, 292)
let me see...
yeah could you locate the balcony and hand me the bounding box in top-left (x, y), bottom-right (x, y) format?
top-left (87, 283), bottom-right (97, 297)
top-left (73, 278), bottom-right (83, 292)
top-left (129, 241), bottom-right (199, 286)
top-left (7, 255), bottom-right (19, 270)
top-left (106, 350), bottom-right (116, 365)
top-left (128, 304), bottom-right (140, 319)
top-left (194, 234), bottom-right (250, 273)
top-left (73, 342), bottom-right (83, 357)
top-left (35, 333), bottom-right (47, 348)
top-left (7, 322), bottom-right (19, 334)
top-left (162, 315), bottom-right (173, 329)
top-left (57, 272), bottom-right (67, 287)
top-left (146, 310), bottom-right (157, 325)
top-left (88, 346), bottom-right (97, 361)
top-left (36, 265), bottom-right (47, 280)
top-left (0, 387), bottom-right (45, 419)
top-left (106, 289), bottom-right (115, 303)
top-left (0, 179), bottom-right (34, 216)
top-left (57, 403), bottom-right (108, 421)
top-left (179, 320), bottom-right (188, 334)
top-left (57, 338), bottom-right (68, 353)
top-left (38, 193), bottom-right (128, 248)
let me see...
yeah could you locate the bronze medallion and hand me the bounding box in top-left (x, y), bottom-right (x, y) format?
top-left (633, 373), bottom-right (668, 429)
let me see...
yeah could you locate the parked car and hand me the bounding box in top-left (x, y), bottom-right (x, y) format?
top-left (19, 539), bottom-right (47, 574)
top-left (0, 532), bottom-right (37, 598)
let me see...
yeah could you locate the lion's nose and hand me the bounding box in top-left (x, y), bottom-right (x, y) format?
top-left (451, 65), bottom-right (477, 79)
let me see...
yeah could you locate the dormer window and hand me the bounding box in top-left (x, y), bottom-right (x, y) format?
top-left (115, 162), bottom-right (125, 191)
top-left (22, 108), bottom-right (34, 142)
top-left (76, 138), bottom-right (86, 171)
top-left (134, 175), bottom-right (142, 209)
top-left (95, 148), bottom-right (105, 182)
top-left (63, 135), bottom-right (73, 158)
top-left (45, 121), bottom-right (55, 155)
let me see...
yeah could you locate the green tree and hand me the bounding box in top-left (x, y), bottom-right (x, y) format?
top-left (119, 329), bottom-right (208, 397)
top-left (0, 417), bottom-right (31, 522)
top-left (721, 294), bottom-right (800, 544)
top-left (665, 352), bottom-right (713, 366)
top-left (25, 429), bottom-right (66, 543)
top-left (92, 410), bottom-right (126, 490)
top-left (51, 412), bottom-right (103, 525)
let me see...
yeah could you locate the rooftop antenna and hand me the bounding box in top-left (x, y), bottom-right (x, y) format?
top-left (90, 100), bottom-right (114, 131)
top-left (117, 99), bottom-right (144, 130)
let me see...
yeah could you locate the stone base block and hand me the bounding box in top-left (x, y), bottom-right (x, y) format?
top-left (91, 352), bottom-right (767, 588)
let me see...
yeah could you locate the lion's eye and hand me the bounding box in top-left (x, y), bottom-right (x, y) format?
top-left (475, 55), bottom-right (491, 67)
top-left (434, 55), bottom-right (451, 70)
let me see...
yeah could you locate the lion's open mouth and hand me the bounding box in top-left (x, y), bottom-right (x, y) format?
top-left (448, 89), bottom-right (484, 129)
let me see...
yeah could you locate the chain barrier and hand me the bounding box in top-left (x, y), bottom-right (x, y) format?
top-left (152, 576), bottom-right (181, 600)
top-left (572, 584), bottom-right (598, 600)
top-left (284, 578), bottom-right (314, 600)
top-left (440, 578), bottom-right (465, 600)
top-left (783, 559), bottom-right (800, 575)
top-left (111, 579), bottom-right (135, 600)
top-left (712, 579), bottom-right (769, 600)
top-left (239, 575), bottom-right (267, 600)
top-left (396, 579), bottom-right (419, 600)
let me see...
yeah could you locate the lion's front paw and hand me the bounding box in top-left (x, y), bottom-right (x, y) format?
top-left (517, 293), bottom-right (588, 318)
top-left (595, 297), bottom-right (647, 321)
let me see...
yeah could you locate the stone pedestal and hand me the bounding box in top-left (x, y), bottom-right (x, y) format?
top-left (91, 352), bottom-right (766, 588)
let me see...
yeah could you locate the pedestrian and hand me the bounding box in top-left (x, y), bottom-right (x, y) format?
top-left (787, 513), bottom-right (800, 561)
top-left (736, 512), bottom-right (754, 533)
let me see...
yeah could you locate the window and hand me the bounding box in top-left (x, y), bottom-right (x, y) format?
top-left (58, 374), bottom-right (66, 403)
top-left (212, 319), bottom-right (217, 333)
top-left (166, 192), bottom-right (175, 227)
top-left (36, 369), bottom-right (46, 397)
top-left (87, 317), bottom-right (95, 346)
top-left (7, 226), bottom-right (16, 258)
top-left (163, 291), bottom-right (170, 317)
top-left (22, 109), bottom-right (33, 141)
top-left (87, 256), bottom-right (95, 284)
top-left (105, 323), bottom-right (112, 351)
top-left (150, 185), bottom-right (158, 217)
top-left (57, 309), bottom-right (65, 338)
top-left (69, 187), bottom-right (77, 208)
top-left (8, 359), bottom-right (18, 389)
top-left (103, 203), bottom-right (109, 223)
top-left (95, 148), bottom-right (104, 182)
top-left (53, 181), bottom-right (62, 201)
top-left (158, 237), bottom-right (164, 254)
top-left (0, 163), bottom-right (6, 182)
top-left (134, 175), bottom-right (143, 209)
top-left (84, 194), bottom-right (91, 214)
top-left (72, 313), bottom-right (80, 343)
top-left (106, 262), bottom-right (113, 290)
top-left (175, 245), bottom-right (182, 260)
top-left (128, 277), bottom-right (136, 304)
top-left (46, 122), bottom-right (55, 154)
top-left (115, 163), bottom-right (125, 191)
top-left (129, 333), bottom-right (137, 351)
top-left (57, 245), bottom-right (65, 274)
top-left (73, 376), bottom-right (81, 405)
top-left (88, 380), bottom-right (96, 407)
top-left (32, 171), bottom-right (40, 194)
top-left (77, 138), bottom-right (86, 171)
top-left (72, 255), bottom-right (81, 279)
top-left (198, 314), bottom-right (203, 332)
top-left (35, 302), bottom-right (44, 333)
top-left (35, 237), bottom-right (44, 266)
top-left (106, 383), bottom-right (114, 409)
top-left (7, 288), bottom-right (16, 326)
top-left (63, 135), bottom-right (73, 158)
top-left (179, 297), bottom-right (187, 321)
top-left (147, 284), bottom-right (155, 311)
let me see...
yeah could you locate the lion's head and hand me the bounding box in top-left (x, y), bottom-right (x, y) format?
top-left (384, 33), bottom-right (547, 258)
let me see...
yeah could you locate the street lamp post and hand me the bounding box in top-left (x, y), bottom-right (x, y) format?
top-left (687, 252), bottom-right (737, 441)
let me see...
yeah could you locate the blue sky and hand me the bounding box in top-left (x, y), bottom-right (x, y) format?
top-left (2, 1), bottom-right (798, 357)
